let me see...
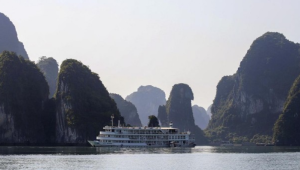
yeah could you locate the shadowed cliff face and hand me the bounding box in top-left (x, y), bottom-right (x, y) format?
top-left (158, 83), bottom-right (207, 145)
top-left (206, 32), bottom-right (300, 141)
top-left (166, 84), bottom-right (194, 129)
top-left (110, 93), bottom-right (142, 127)
top-left (192, 105), bottom-right (210, 130)
top-left (273, 75), bottom-right (300, 146)
top-left (207, 105), bottom-right (212, 119)
top-left (0, 13), bottom-right (29, 60)
top-left (55, 59), bottom-right (122, 144)
top-left (37, 56), bottom-right (58, 98)
top-left (126, 85), bottom-right (166, 126)
top-left (158, 105), bottom-right (168, 126)
top-left (0, 51), bottom-right (48, 143)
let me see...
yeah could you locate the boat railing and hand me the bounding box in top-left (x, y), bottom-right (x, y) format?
top-left (106, 126), bottom-right (183, 131)
top-left (104, 126), bottom-right (163, 130)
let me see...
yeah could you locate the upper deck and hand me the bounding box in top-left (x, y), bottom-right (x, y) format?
top-left (103, 126), bottom-right (177, 130)
top-left (102, 126), bottom-right (191, 135)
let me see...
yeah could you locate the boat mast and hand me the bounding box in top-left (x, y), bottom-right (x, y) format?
top-left (111, 114), bottom-right (114, 127)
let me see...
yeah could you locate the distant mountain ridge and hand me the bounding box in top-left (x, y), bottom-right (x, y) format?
top-left (37, 56), bottom-right (58, 98)
top-left (0, 12), bottom-right (29, 60)
top-left (110, 93), bottom-right (142, 127)
top-left (192, 105), bottom-right (210, 130)
top-left (126, 85), bottom-right (166, 126)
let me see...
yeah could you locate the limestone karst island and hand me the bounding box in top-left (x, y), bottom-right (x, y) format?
top-left (1, 11), bottom-right (300, 147)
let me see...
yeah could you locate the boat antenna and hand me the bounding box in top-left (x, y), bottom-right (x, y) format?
top-left (169, 121), bottom-right (173, 128)
top-left (111, 114), bottom-right (114, 127)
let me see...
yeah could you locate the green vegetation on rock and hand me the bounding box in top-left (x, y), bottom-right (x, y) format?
top-left (55, 59), bottom-right (123, 143)
top-left (251, 134), bottom-right (272, 144)
top-left (0, 51), bottom-right (49, 143)
top-left (37, 56), bottom-right (58, 98)
top-left (273, 75), bottom-right (300, 146)
top-left (206, 32), bottom-right (300, 143)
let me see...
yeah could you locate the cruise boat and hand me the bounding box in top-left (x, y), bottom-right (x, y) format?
top-left (88, 115), bottom-right (196, 147)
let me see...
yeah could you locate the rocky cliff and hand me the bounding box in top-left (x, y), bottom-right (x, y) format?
top-left (157, 105), bottom-right (168, 126)
top-left (206, 32), bottom-right (300, 142)
top-left (273, 74), bottom-right (300, 146)
top-left (0, 13), bottom-right (29, 60)
top-left (207, 105), bottom-right (212, 119)
top-left (0, 51), bottom-right (48, 143)
top-left (37, 56), bottom-right (59, 98)
top-left (126, 85), bottom-right (166, 126)
top-left (55, 59), bottom-right (122, 144)
top-left (192, 105), bottom-right (210, 130)
top-left (157, 83), bottom-right (207, 145)
top-left (110, 93), bottom-right (142, 127)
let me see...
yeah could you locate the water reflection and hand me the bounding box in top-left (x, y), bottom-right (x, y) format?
top-left (0, 146), bottom-right (300, 155)
top-left (95, 147), bottom-right (192, 154)
top-left (194, 146), bottom-right (300, 153)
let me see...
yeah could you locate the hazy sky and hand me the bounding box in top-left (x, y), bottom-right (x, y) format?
top-left (1, 0), bottom-right (300, 109)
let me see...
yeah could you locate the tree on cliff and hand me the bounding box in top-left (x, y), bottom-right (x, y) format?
top-left (0, 13), bottom-right (29, 60)
top-left (273, 75), bottom-right (300, 146)
top-left (148, 115), bottom-right (160, 127)
top-left (157, 83), bottom-right (207, 145)
top-left (55, 59), bottom-right (123, 143)
top-left (110, 93), bottom-right (142, 127)
top-left (37, 56), bottom-right (58, 98)
top-left (206, 32), bottom-right (300, 142)
top-left (0, 51), bottom-right (49, 143)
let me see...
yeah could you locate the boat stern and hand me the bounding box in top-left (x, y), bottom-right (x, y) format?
top-left (88, 140), bottom-right (97, 147)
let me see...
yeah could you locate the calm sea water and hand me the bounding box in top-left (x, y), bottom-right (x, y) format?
top-left (0, 146), bottom-right (300, 170)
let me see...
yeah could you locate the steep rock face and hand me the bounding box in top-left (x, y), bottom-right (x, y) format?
top-left (157, 105), bottom-right (168, 126)
top-left (126, 85), bottom-right (166, 126)
top-left (206, 32), bottom-right (300, 141)
top-left (157, 83), bottom-right (207, 145)
top-left (0, 51), bottom-right (48, 143)
top-left (110, 93), bottom-right (142, 127)
top-left (0, 13), bottom-right (29, 60)
top-left (207, 105), bottom-right (212, 119)
top-left (55, 59), bottom-right (122, 144)
top-left (273, 75), bottom-right (300, 146)
top-left (37, 56), bottom-right (59, 98)
top-left (192, 105), bottom-right (210, 130)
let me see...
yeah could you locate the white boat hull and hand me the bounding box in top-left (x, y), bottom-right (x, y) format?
top-left (88, 140), bottom-right (195, 147)
top-left (88, 140), bottom-right (163, 147)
